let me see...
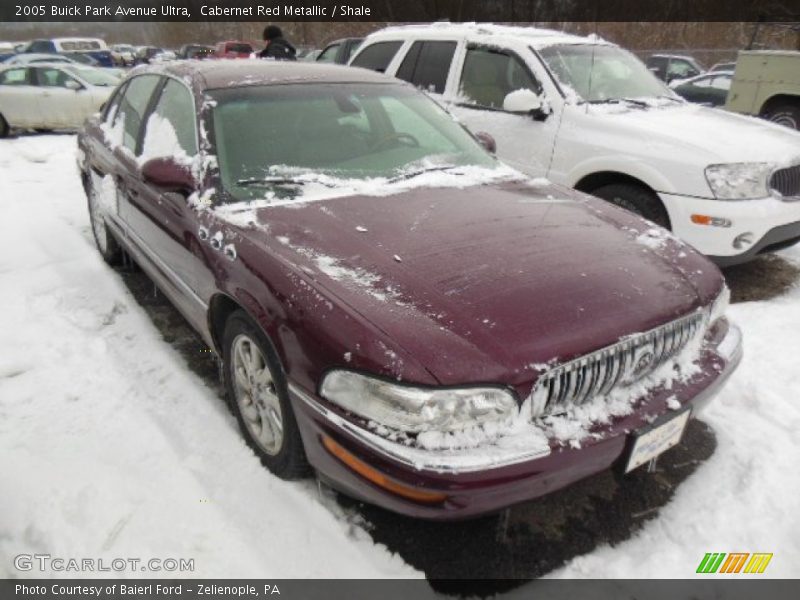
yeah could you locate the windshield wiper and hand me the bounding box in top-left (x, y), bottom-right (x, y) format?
top-left (235, 177), bottom-right (307, 187)
top-left (388, 165), bottom-right (461, 183)
top-left (587, 97), bottom-right (649, 108)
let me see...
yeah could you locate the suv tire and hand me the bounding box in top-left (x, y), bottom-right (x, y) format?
top-left (591, 183), bottom-right (671, 229)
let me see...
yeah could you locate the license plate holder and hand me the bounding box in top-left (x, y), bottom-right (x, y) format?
top-left (625, 408), bottom-right (691, 473)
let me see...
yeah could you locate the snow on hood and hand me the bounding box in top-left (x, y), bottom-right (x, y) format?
top-left (579, 102), bottom-right (800, 165)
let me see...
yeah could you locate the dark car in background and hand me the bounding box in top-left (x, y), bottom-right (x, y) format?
top-left (77, 60), bottom-right (741, 519)
top-left (178, 44), bottom-right (215, 60)
top-left (316, 37), bottom-right (362, 64)
top-left (670, 71), bottom-right (733, 106)
top-left (646, 53), bottom-right (704, 83)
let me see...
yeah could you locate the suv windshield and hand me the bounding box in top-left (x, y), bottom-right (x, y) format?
top-left (538, 44), bottom-right (671, 102)
top-left (209, 83), bottom-right (497, 202)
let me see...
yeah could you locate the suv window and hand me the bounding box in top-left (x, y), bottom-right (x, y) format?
top-left (396, 41), bottom-right (457, 94)
top-left (459, 46), bottom-right (540, 109)
top-left (115, 75), bottom-right (161, 152)
top-left (0, 68), bottom-right (30, 85)
top-left (667, 59), bottom-right (699, 80)
top-left (351, 41), bottom-right (402, 72)
top-left (141, 79), bottom-right (198, 158)
top-left (28, 40), bottom-right (55, 53)
top-left (316, 44), bottom-right (340, 63)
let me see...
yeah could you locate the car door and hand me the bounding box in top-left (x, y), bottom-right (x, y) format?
top-left (32, 66), bottom-right (95, 127)
top-left (447, 43), bottom-right (557, 177)
top-left (0, 67), bottom-right (41, 127)
top-left (118, 76), bottom-right (207, 331)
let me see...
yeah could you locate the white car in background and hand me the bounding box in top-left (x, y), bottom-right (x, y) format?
top-left (4, 53), bottom-right (76, 65)
top-left (0, 63), bottom-right (118, 136)
top-left (351, 24), bottom-right (800, 265)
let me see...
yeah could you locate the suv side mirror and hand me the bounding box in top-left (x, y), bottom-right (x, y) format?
top-left (502, 89), bottom-right (549, 120)
top-left (474, 131), bottom-right (496, 154)
top-left (141, 157), bottom-right (195, 193)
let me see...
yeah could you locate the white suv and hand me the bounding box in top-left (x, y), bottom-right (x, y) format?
top-left (350, 23), bottom-right (800, 265)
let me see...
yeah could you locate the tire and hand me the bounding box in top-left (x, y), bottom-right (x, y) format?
top-left (762, 102), bottom-right (800, 130)
top-left (0, 114), bottom-right (9, 138)
top-left (85, 173), bottom-right (123, 265)
top-left (590, 182), bottom-right (671, 229)
top-left (223, 310), bottom-right (310, 479)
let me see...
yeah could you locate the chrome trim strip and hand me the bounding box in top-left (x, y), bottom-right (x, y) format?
top-left (287, 382), bottom-right (551, 475)
top-left (108, 215), bottom-right (208, 311)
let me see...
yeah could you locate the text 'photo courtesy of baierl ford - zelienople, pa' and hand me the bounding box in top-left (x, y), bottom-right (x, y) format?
top-left (0, 1), bottom-right (799, 599)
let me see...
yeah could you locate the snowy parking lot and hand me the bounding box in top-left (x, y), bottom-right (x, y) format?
top-left (1, 134), bottom-right (798, 582)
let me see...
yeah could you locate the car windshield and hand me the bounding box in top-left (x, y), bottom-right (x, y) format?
top-left (209, 83), bottom-right (497, 202)
top-left (538, 44), bottom-right (671, 102)
top-left (63, 65), bottom-right (119, 86)
top-left (226, 43), bottom-right (253, 54)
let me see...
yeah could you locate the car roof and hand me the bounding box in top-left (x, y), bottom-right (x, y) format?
top-left (362, 22), bottom-right (605, 49)
top-left (139, 59), bottom-right (398, 90)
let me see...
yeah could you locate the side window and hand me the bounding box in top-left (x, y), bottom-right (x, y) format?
top-left (28, 40), bottom-right (55, 53)
top-left (34, 67), bottom-right (79, 88)
top-left (396, 41), bottom-right (457, 94)
top-left (458, 46), bottom-right (540, 109)
top-left (116, 75), bottom-right (161, 153)
top-left (316, 44), bottom-right (341, 63)
top-left (0, 68), bottom-right (30, 86)
top-left (341, 40), bottom-right (362, 63)
top-left (141, 79), bottom-right (198, 159)
top-left (667, 60), bottom-right (697, 79)
top-left (350, 41), bottom-right (402, 72)
top-left (103, 81), bottom-right (128, 123)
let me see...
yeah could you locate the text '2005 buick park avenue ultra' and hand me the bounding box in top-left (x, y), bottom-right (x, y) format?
top-left (77, 60), bottom-right (741, 519)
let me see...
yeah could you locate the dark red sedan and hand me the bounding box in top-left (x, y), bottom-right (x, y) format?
top-left (77, 61), bottom-right (742, 519)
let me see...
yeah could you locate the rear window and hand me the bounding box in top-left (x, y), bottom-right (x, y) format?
top-left (60, 40), bottom-right (103, 51)
top-left (226, 43), bottom-right (253, 54)
top-left (351, 41), bottom-right (402, 72)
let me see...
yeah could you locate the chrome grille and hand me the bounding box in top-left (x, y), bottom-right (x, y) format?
top-left (530, 312), bottom-right (706, 416)
top-left (770, 165), bottom-right (800, 199)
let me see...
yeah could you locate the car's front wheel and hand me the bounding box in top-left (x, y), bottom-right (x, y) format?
top-left (223, 311), bottom-right (309, 479)
top-left (0, 113), bottom-right (9, 138)
top-left (763, 102), bottom-right (800, 130)
top-left (85, 173), bottom-right (122, 265)
top-left (591, 182), bottom-right (671, 229)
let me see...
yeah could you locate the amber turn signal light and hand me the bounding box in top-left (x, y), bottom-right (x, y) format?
top-left (691, 214), bottom-right (732, 227)
top-left (321, 435), bottom-right (447, 505)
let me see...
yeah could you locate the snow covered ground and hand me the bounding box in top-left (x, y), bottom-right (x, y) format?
top-left (0, 134), bottom-right (798, 580)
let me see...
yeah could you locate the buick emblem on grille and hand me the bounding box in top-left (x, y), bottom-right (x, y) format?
top-left (623, 342), bottom-right (657, 385)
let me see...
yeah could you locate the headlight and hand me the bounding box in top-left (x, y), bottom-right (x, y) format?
top-left (320, 370), bottom-right (517, 433)
top-left (709, 284), bottom-right (730, 325)
top-left (704, 163), bottom-right (773, 200)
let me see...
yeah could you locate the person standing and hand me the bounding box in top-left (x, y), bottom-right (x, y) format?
top-left (258, 25), bottom-right (297, 60)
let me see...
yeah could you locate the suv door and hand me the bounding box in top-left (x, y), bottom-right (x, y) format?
top-left (448, 44), bottom-right (556, 176)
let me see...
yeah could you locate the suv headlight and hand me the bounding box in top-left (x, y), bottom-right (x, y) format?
top-left (709, 284), bottom-right (730, 325)
top-left (704, 163), bottom-right (773, 200)
top-left (320, 370), bottom-right (518, 433)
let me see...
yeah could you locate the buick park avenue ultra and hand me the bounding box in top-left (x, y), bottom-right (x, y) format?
top-left (77, 61), bottom-right (741, 519)
top-left (351, 23), bottom-right (800, 266)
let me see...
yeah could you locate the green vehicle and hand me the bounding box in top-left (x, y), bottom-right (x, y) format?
top-left (726, 50), bottom-right (800, 130)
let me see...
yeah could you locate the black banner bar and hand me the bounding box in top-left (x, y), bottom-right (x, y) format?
top-left (2, 0), bottom-right (800, 23)
top-left (4, 580), bottom-right (800, 600)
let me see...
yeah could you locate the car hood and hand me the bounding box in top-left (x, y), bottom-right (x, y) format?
top-left (223, 180), bottom-right (723, 388)
top-left (581, 102), bottom-right (800, 164)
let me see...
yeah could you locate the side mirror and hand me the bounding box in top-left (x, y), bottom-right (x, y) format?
top-left (474, 131), bottom-right (497, 154)
top-left (502, 89), bottom-right (547, 119)
top-left (141, 157), bottom-right (195, 193)
top-left (64, 79), bottom-right (82, 91)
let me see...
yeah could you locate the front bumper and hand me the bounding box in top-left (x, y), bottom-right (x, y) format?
top-left (660, 192), bottom-right (800, 264)
top-left (288, 321), bottom-right (743, 520)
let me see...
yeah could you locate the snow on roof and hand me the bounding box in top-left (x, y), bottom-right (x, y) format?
top-left (368, 22), bottom-right (609, 48)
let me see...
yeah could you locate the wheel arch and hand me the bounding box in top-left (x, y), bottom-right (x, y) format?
top-left (759, 93), bottom-right (800, 115)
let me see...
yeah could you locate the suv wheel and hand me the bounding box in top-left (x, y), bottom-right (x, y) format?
top-left (591, 183), bottom-right (671, 229)
top-left (85, 174), bottom-right (123, 265)
top-left (763, 102), bottom-right (800, 130)
top-left (223, 311), bottom-right (309, 479)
